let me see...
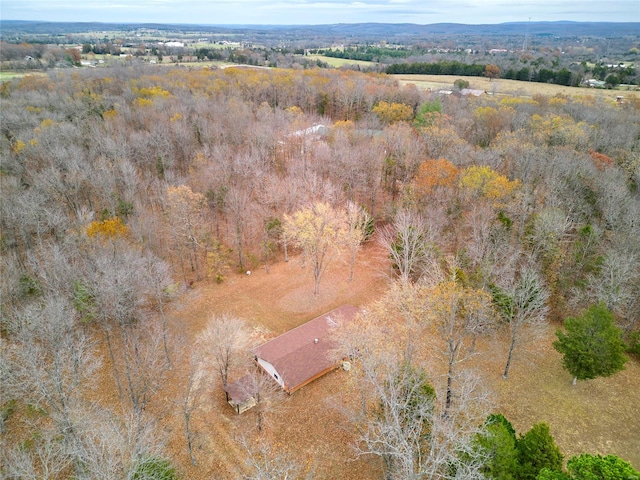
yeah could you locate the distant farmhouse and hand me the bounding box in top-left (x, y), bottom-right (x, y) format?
top-left (438, 88), bottom-right (486, 97)
top-left (584, 79), bottom-right (606, 88)
top-left (254, 305), bottom-right (358, 394)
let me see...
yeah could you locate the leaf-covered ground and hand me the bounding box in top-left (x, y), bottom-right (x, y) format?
top-left (140, 238), bottom-right (640, 478)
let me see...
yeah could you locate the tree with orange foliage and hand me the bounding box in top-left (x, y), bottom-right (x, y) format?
top-left (66, 48), bottom-right (81, 65)
top-left (589, 149), bottom-right (614, 170)
top-left (412, 158), bottom-right (460, 200)
top-left (484, 64), bottom-right (501, 81)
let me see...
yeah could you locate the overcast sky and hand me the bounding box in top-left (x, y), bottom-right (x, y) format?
top-left (2, 0), bottom-right (639, 25)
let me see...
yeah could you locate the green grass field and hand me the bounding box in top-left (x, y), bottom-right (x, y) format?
top-left (0, 71), bottom-right (44, 81)
top-left (304, 54), bottom-right (378, 68)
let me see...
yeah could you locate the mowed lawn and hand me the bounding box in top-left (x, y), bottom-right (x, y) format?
top-left (473, 326), bottom-right (640, 469)
top-left (393, 73), bottom-right (640, 101)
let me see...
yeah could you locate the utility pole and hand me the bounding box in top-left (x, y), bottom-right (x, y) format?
top-left (522, 17), bottom-right (531, 52)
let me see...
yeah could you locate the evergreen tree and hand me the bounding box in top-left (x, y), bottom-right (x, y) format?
top-left (566, 453), bottom-right (639, 479)
top-left (536, 470), bottom-right (570, 480)
top-left (538, 453), bottom-right (640, 480)
top-left (474, 414), bottom-right (519, 480)
top-left (553, 303), bottom-right (628, 385)
top-left (516, 423), bottom-right (563, 480)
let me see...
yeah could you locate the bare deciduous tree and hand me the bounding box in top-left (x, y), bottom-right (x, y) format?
top-left (180, 349), bottom-right (208, 466)
top-left (77, 241), bottom-right (168, 437)
top-left (226, 182), bottom-right (253, 272)
top-left (583, 249), bottom-right (640, 333)
top-left (198, 314), bottom-right (251, 394)
top-left (423, 369), bottom-right (492, 480)
top-left (334, 301), bottom-right (491, 480)
top-left (242, 368), bottom-right (285, 433)
top-left (2, 425), bottom-right (72, 480)
top-left (492, 265), bottom-right (550, 379)
top-left (80, 409), bottom-right (167, 480)
top-left (165, 184), bottom-right (206, 282)
top-left (379, 209), bottom-right (435, 284)
top-left (526, 207), bottom-right (573, 264)
top-left (119, 319), bottom-right (168, 428)
top-left (82, 241), bottom-right (150, 401)
top-left (356, 361), bottom-right (436, 479)
top-left (344, 201), bottom-right (371, 282)
top-left (7, 296), bottom-right (101, 478)
top-left (143, 253), bottom-right (176, 369)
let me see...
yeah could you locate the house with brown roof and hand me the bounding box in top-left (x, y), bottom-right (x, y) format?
top-left (254, 305), bottom-right (358, 394)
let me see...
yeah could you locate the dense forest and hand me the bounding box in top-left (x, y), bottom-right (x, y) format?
top-left (1, 63), bottom-right (639, 479)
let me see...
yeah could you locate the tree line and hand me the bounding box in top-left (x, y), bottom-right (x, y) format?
top-left (322, 45), bottom-right (411, 62)
top-left (386, 60), bottom-right (487, 77)
top-left (386, 60), bottom-right (638, 88)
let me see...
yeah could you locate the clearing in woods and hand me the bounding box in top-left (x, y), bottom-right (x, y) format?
top-left (152, 238), bottom-right (639, 478)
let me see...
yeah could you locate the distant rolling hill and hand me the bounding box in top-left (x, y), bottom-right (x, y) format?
top-left (1, 20), bottom-right (638, 39)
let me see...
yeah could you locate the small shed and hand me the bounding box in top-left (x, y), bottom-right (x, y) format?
top-left (254, 305), bottom-right (358, 394)
top-left (223, 374), bottom-right (257, 414)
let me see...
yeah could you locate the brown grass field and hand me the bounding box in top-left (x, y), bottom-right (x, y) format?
top-left (150, 237), bottom-right (640, 479)
top-left (393, 73), bottom-right (640, 102)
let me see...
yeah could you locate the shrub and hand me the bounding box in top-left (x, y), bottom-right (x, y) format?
top-left (130, 455), bottom-right (177, 480)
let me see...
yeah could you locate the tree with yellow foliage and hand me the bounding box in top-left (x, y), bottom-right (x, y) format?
top-left (425, 277), bottom-right (495, 416)
top-left (459, 165), bottom-right (521, 207)
top-left (472, 105), bottom-right (515, 147)
top-left (86, 216), bottom-right (129, 240)
top-left (283, 202), bottom-right (347, 295)
top-left (530, 114), bottom-right (588, 148)
top-left (372, 101), bottom-right (414, 125)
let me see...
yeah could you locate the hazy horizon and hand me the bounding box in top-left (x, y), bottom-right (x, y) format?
top-left (2, 0), bottom-right (639, 26)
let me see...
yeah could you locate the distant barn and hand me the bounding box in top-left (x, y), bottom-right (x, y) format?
top-left (254, 305), bottom-right (358, 394)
